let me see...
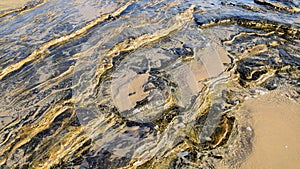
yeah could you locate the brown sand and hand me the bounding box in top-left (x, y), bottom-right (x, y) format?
top-left (0, 0), bottom-right (30, 11)
top-left (241, 90), bottom-right (300, 169)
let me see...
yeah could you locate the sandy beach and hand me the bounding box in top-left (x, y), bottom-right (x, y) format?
top-left (0, 0), bottom-right (30, 11)
top-left (241, 90), bottom-right (300, 169)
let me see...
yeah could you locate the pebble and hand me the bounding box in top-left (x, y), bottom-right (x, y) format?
top-left (246, 126), bottom-right (252, 131)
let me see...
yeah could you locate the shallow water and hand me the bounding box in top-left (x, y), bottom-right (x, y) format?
top-left (0, 0), bottom-right (299, 168)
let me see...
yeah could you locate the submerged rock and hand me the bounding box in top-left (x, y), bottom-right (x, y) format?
top-left (0, 0), bottom-right (299, 168)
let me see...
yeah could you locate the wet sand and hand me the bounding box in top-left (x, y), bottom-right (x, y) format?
top-left (0, 0), bottom-right (30, 11)
top-left (241, 90), bottom-right (300, 169)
